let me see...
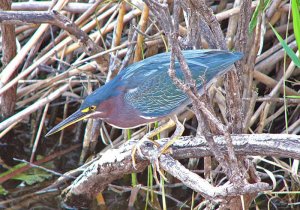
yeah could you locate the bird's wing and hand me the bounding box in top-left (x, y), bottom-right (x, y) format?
top-left (122, 50), bottom-right (242, 118)
top-left (123, 69), bottom-right (189, 117)
top-left (121, 55), bottom-right (208, 118)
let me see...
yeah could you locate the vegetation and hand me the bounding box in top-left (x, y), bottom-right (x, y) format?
top-left (0, 0), bottom-right (299, 209)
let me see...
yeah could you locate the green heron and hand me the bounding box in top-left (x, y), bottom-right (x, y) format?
top-left (46, 49), bottom-right (242, 159)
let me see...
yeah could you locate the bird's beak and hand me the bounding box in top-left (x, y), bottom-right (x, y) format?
top-left (45, 109), bottom-right (90, 137)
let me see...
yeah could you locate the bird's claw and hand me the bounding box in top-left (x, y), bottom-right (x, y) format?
top-left (149, 149), bottom-right (169, 183)
top-left (152, 156), bottom-right (168, 183)
top-left (131, 137), bottom-right (158, 169)
top-left (131, 138), bottom-right (169, 183)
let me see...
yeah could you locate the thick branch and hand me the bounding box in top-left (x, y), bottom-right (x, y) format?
top-left (60, 134), bottom-right (299, 207)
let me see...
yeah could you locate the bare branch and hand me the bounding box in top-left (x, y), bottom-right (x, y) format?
top-left (0, 11), bottom-right (108, 67)
top-left (59, 134), bottom-right (299, 207)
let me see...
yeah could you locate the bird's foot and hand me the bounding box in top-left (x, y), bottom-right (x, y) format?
top-left (131, 119), bottom-right (174, 169)
top-left (149, 116), bottom-right (185, 183)
top-left (131, 116), bottom-right (184, 183)
top-left (152, 156), bottom-right (168, 183)
top-left (131, 136), bottom-right (160, 169)
top-left (131, 137), bottom-right (168, 183)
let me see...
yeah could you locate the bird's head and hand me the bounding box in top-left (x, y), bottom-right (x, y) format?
top-left (45, 79), bottom-right (122, 137)
top-left (46, 90), bottom-right (109, 137)
top-left (45, 101), bottom-right (99, 137)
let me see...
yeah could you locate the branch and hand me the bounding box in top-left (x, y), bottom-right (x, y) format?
top-left (11, 2), bottom-right (93, 13)
top-left (57, 134), bottom-right (299, 207)
top-left (0, 11), bottom-right (108, 66)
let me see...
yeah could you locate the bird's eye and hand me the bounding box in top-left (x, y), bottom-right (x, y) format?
top-left (90, 105), bottom-right (96, 111)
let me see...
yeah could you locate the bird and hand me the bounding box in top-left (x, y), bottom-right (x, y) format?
top-left (46, 50), bottom-right (243, 142)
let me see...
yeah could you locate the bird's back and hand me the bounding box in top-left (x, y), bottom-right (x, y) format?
top-left (119, 50), bottom-right (242, 81)
top-left (117, 50), bottom-right (242, 118)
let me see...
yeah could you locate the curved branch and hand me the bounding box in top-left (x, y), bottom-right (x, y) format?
top-left (58, 134), bottom-right (299, 207)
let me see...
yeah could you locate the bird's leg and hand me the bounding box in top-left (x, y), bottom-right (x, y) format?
top-left (158, 115), bottom-right (184, 155)
top-left (145, 119), bottom-right (176, 139)
top-left (131, 119), bottom-right (176, 169)
top-left (149, 116), bottom-right (183, 183)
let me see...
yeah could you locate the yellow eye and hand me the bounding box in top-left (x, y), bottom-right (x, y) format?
top-left (90, 105), bottom-right (96, 111)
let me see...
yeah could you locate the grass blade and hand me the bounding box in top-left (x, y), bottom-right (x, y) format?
top-left (270, 24), bottom-right (300, 67)
top-left (292, 0), bottom-right (300, 53)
